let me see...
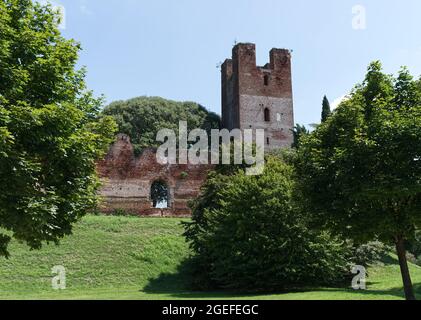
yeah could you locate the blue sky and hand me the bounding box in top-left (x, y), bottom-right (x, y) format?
top-left (54, 0), bottom-right (421, 126)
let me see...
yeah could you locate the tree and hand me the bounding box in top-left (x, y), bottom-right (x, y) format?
top-left (0, 0), bottom-right (116, 257)
top-left (292, 124), bottom-right (309, 149)
top-left (183, 156), bottom-right (350, 291)
top-left (321, 95), bottom-right (332, 123)
top-left (102, 96), bottom-right (221, 155)
top-left (296, 61), bottom-right (421, 300)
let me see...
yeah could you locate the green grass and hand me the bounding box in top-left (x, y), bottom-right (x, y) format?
top-left (1, 215), bottom-right (421, 300)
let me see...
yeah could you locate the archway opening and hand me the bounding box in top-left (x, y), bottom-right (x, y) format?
top-left (151, 180), bottom-right (169, 209)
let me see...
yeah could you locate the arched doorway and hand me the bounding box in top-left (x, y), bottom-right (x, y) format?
top-left (150, 180), bottom-right (170, 209)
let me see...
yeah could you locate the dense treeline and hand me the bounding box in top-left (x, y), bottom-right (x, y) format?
top-left (102, 96), bottom-right (221, 154)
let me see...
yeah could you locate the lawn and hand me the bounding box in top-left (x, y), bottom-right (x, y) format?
top-left (0, 215), bottom-right (420, 300)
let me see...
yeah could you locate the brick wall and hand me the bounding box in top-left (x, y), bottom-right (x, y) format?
top-left (97, 134), bottom-right (211, 217)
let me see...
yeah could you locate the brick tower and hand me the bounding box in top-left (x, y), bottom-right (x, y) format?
top-left (221, 43), bottom-right (294, 150)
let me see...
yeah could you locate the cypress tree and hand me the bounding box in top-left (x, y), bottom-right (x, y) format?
top-left (321, 95), bottom-right (332, 122)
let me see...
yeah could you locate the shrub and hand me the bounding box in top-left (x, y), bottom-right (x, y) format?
top-left (184, 156), bottom-right (350, 291)
top-left (112, 208), bottom-right (132, 217)
top-left (406, 231), bottom-right (421, 266)
top-left (180, 171), bottom-right (189, 179)
top-left (347, 241), bottom-right (391, 267)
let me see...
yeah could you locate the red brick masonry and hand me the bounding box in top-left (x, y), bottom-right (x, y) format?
top-left (97, 134), bottom-right (212, 217)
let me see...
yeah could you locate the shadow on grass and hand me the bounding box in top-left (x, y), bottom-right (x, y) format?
top-left (381, 254), bottom-right (400, 266)
top-left (142, 258), bottom-right (421, 300)
top-left (141, 259), bottom-right (257, 299)
top-left (142, 259), bottom-right (303, 299)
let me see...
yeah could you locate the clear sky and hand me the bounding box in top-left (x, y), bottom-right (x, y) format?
top-left (54, 0), bottom-right (421, 126)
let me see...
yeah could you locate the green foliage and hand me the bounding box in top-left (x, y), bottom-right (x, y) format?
top-left (112, 209), bottom-right (132, 217)
top-left (296, 61), bottom-right (421, 243)
top-left (348, 241), bottom-right (392, 267)
top-left (102, 96), bottom-right (221, 154)
top-left (0, 0), bottom-right (117, 257)
top-left (184, 156), bottom-right (350, 291)
top-left (180, 171), bottom-right (189, 180)
top-left (406, 231), bottom-right (421, 266)
top-left (292, 124), bottom-right (309, 149)
top-left (321, 95), bottom-right (332, 123)
top-left (295, 61), bottom-right (421, 299)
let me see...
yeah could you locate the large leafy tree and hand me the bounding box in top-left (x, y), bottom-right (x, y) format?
top-left (102, 96), bottom-right (221, 155)
top-left (0, 0), bottom-right (116, 257)
top-left (296, 62), bottom-right (421, 300)
top-left (184, 156), bottom-right (350, 291)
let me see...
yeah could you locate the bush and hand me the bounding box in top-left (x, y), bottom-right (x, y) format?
top-left (347, 241), bottom-right (391, 267)
top-left (183, 156), bottom-right (350, 291)
top-left (406, 231), bottom-right (421, 266)
top-left (112, 208), bottom-right (132, 217)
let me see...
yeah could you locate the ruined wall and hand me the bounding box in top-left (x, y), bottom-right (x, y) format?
top-left (97, 134), bottom-right (212, 217)
top-left (97, 43), bottom-right (294, 216)
top-left (221, 43), bottom-right (294, 150)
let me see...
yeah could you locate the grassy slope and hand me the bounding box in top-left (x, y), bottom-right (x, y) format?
top-left (1, 215), bottom-right (421, 300)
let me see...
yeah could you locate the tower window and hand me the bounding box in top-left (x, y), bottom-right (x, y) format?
top-left (264, 74), bottom-right (269, 86)
top-left (267, 137), bottom-right (270, 145)
top-left (264, 108), bottom-right (270, 122)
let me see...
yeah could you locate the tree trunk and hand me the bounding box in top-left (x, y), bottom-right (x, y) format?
top-left (395, 236), bottom-right (416, 300)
